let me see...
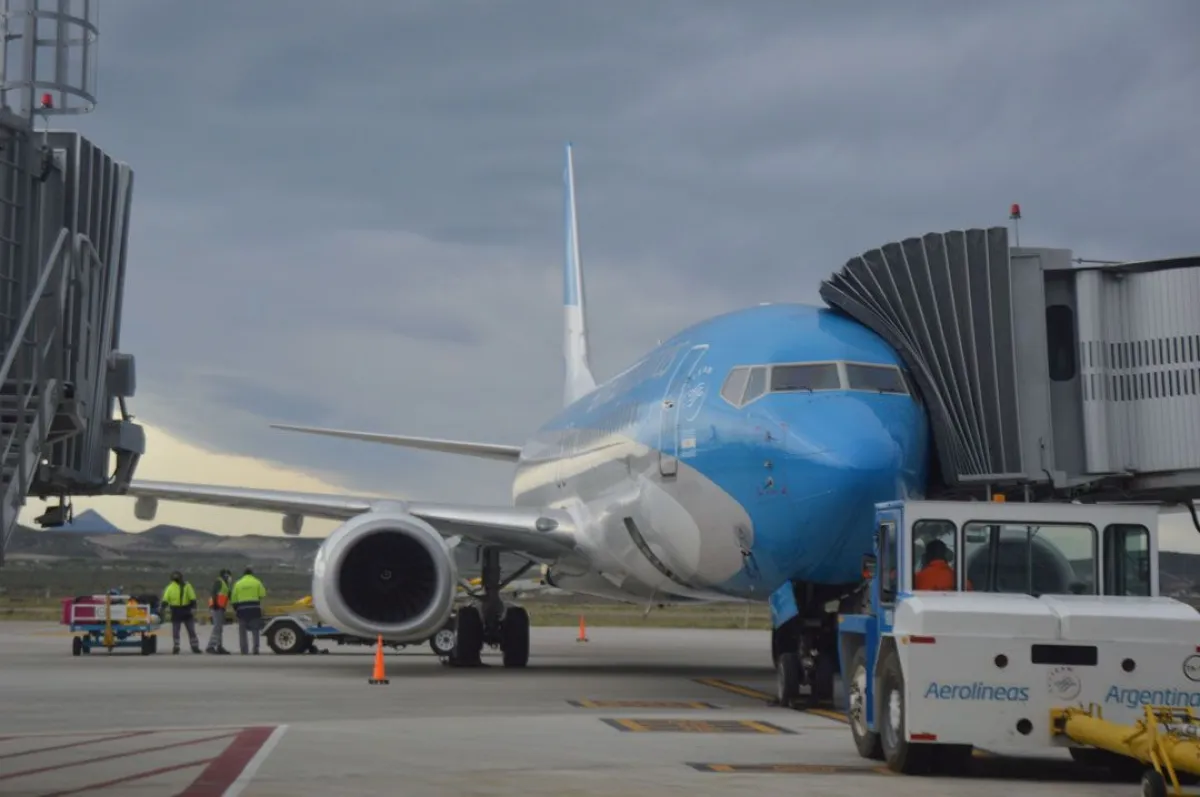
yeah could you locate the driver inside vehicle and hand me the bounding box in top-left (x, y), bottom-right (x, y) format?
top-left (914, 539), bottom-right (973, 591)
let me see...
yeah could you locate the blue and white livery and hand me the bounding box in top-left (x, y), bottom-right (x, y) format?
top-left (122, 144), bottom-right (930, 687)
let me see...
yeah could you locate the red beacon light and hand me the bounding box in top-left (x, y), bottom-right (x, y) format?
top-left (1009, 203), bottom-right (1022, 220)
top-left (40, 93), bottom-right (53, 109)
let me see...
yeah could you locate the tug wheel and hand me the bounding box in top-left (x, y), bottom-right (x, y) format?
top-left (1141, 769), bottom-right (1167, 797)
top-left (878, 650), bottom-right (932, 775)
top-left (847, 646), bottom-right (883, 760)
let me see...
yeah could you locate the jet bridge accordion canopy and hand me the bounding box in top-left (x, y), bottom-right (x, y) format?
top-left (819, 227), bottom-right (1200, 505)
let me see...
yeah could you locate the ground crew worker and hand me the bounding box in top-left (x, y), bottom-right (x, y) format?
top-left (205, 568), bottom-right (233, 655)
top-left (162, 571), bottom-right (202, 654)
top-left (230, 566), bottom-right (267, 655)
top-left (914, 539), bottom-right (973, 590)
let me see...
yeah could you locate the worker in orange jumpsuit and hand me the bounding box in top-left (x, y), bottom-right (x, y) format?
top-left (914, 539), bottom-right (959, 590)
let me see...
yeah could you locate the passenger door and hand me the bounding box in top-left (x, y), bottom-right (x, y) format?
top-left (658, 344), bottom-right (709, 477)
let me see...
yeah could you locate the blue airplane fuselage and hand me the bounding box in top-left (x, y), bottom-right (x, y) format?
top-left (512, 302), bottom-right (930, 606)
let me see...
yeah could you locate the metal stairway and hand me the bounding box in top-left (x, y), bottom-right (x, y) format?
top-left (0, 1), bottom-right (144, 563)
top-left (821, 227), bottom-right (1200, 507)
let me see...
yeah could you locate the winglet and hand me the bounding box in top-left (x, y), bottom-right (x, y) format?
top-left (563, 142), bottom-right (597, 406)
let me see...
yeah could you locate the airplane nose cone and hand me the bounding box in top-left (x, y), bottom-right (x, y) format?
top-left (771, 396), bottom-right (926, 579)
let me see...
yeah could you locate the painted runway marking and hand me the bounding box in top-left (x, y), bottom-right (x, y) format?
top-left (180, 724), bottom-right (287, 797)
top-left (688, 762), bottom-right (894, 775)
top-left (601, 718), bottom-right (796, 734)
top-left (568, 699), bottom-right (722, 709)
top-left (0, 723), bottom-right (284, 797)
top-left (695, 678), bottom-right (850, 723)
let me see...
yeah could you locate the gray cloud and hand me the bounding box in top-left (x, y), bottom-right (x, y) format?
top-left (63, 1), bottom-right (1200, 529)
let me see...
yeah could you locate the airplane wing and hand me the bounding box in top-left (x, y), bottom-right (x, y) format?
top-left (123, 480), bottom-right (577, 561)
top-left (268, 423), bottom-right (522, 462)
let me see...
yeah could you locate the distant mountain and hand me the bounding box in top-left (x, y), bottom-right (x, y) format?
top-left (51, 509), bottom-right (123, 535)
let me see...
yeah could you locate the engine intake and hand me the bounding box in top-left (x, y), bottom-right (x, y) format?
top-left (311, 511), bottom-right (458, 642)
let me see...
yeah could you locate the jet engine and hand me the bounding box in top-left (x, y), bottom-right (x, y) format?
top-left (310, 510), bottom-right (459, 642)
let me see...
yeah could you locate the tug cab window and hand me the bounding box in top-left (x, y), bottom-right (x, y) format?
top-left (879, 520), bottom-right (898, 603)
top-left (1103, 524), bottom-right (1151, 597)
top-left (963, 522), bottom-right (1097, 596)
top-left (912, 519), bottom-right (963, 591)
top-left (846, 363), bottom-right (908, 394)
top-left (770, 363), bottom-right (841, 392)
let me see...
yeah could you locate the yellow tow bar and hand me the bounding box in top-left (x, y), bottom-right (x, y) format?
top-left (1051, 704), bottom-right (1200, 796)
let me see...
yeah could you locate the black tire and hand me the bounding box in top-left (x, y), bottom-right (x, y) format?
top-left (776, 651), bottom-right (800, 707)
top-left (72, 636), bottom-right (82, 656)
top-left (1142, 769), bottom-right (1167, 797)
top-left (452, 605), bottom-right (484, 666)
top-left (140, 635), bottom-right (153, 656)
top-left (878, 650), bottom-right (932, 774)
top-left (500, 606), bottom-right (530, 668)
top-left (811, 651), bottom-right (836, 705)
top-left (847, 646), bottom-right (883, 760)
top-left (150, 634), bottom-right (158, 654)
top-left (266, 621), bottom-right (307, 655)
top-left (429, 618), bottom-right (457, 658)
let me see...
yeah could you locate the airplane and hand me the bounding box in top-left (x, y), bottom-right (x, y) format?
top-left (120, 142), bottom-right (930, 705)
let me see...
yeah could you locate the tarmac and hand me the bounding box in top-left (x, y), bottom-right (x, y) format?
top-left (0, 622), bottom-right (1142, 797)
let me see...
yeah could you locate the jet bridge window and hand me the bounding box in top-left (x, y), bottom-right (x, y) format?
top-left (963, 521), bottom-right (1098, 597)
top-left (1102, 524), bottom-right (1151, 597)
top-left (770, 363), bottom-right (841, 392)
top-left (845, 363), bottom-right (908, 394)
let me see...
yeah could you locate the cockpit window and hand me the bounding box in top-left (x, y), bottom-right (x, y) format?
top-left (845, 363), bottom-right (908, 394)
top-left (770, 363), bottom-right (841, 392)
top-left (720, 367), bottom-right (751, 405)
top-left (742, 366), bottom-right (768, 404)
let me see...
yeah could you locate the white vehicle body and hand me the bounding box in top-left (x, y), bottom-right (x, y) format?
top-left (840, 499), bottom-right (1200, 775)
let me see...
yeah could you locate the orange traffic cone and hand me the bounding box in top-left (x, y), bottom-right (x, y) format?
top-left (576, 615), bottom-right (589, 643)
top-left (368, 635), bottom-right (389, 684)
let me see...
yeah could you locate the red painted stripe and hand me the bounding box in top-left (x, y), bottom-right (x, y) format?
top-left (35, 756), bottom-right (212, 797)
top-left (0, 731), bottom-right (237, 782)
top-left (178, 726), bottom-right (276, 797)
top-left (0, 730), bottom-right (155, 760)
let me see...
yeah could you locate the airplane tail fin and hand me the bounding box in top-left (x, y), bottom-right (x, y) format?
top-left (562, 142), bottom-right (597, 406)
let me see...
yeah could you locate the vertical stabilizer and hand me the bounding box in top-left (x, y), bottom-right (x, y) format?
top-left (562, 142), bottom-right (597, 406)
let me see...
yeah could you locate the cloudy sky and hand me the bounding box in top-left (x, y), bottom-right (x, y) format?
top-left (17, 0), bottom-right (1200, 552)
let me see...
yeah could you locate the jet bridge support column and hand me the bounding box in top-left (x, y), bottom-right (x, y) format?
top-left (0, 0), bottom-right (144, 563)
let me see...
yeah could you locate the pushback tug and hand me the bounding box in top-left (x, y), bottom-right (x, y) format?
top-left (839, 496), bottom-right (1200, 794)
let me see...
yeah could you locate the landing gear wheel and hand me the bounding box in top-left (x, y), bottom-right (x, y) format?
top-left (878, 651), bottom-right (932, 774)
top-left (72, 636), bottom-right (82, 656)
top-left (429, 618), bottom-right (457, 658)
top-left (266, 620), bottom-right (309, 655)
top-left (451, 605), bottom-right (484, 666)
top-left (1142, 769), bottom-right (1167, 797)
top-left (500, 606), bottom-right (530, 668)
top-left (776, 651), bottom-right (800, 707)
top-left (847, 647), bottom-right (883, 760)
top-left (810, 651), bottom-right (836, 706)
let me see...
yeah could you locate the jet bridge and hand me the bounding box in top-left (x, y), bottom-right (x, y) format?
top-left (819, 227), bottom-right (1200, 509)
top-left (0, 0), bottom-right (144, 562)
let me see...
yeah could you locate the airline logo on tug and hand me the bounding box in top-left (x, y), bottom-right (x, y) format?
top-left (923, 682), bottom-right (1031, 703)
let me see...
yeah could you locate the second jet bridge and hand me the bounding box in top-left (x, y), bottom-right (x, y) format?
top-left (819, 227), bottom-right (1200, 506)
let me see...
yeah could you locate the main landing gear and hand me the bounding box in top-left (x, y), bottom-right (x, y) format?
top-left (447, 547), bottom-right (533, 668)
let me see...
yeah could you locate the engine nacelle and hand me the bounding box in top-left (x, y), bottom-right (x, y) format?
top-left (311, 510), bottom-right (458, 642)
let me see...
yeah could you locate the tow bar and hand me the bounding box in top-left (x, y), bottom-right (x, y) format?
top-left (1051, 704), bottom-right (1200, 796)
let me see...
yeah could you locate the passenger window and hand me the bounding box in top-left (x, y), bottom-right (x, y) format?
top-left (963, 522), bottom-right (1097, 596)
top-left (846, 363), bottom-right (908, 394)
top-left (912, 519), bottom-right (960, 591)
top-left (770, 363), bottom-right (840, 392)
top-left (742, 366), bottom-right (767, 404)
top-left (720, 367), bottom-right (751, 406)
top-left (1103, 524), bottom-right (1151, 596)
